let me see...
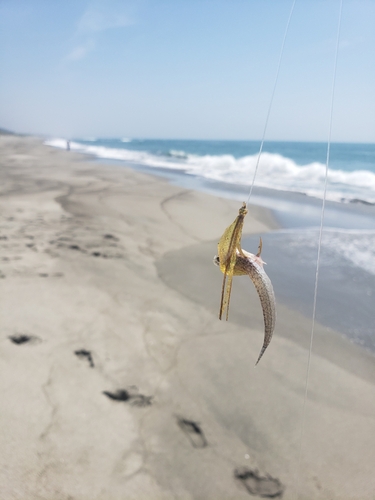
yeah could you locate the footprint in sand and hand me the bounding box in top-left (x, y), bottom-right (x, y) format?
top-left (9, 334), bottom-right (41, 345)
top-left (103, 234), bottom-right (119, 241)
top-left (234, 467), bottom-right (284, 498)
top-left (103, 388), bottom-right (153, 407)
top-left (91, 251), bottom-right (108, 258)
top-left (74, 349), bottom-right (95, 368)
top-left (69, 244), bottom-right (82, 251)
top-left (38, 272), bottom-right (64, 277)
top-left (176, 416), bottom-right (208, 448)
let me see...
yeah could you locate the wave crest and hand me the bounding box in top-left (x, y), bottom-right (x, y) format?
top-left (44, 138), bottom-right (375, 204)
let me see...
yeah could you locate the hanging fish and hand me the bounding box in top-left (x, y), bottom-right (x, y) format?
top-left (214, 202), bottom-right (276, 365)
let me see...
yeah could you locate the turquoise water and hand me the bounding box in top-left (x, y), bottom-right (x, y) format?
top-left (72, 138), bottom-right (375, 171)
top-left (244, 230), bottom-right (375, 352)
top-left (47, 138), bottom-right (375, 204)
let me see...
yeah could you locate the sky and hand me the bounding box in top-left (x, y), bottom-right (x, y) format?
top-left (0, 0), bottom-right (374, 142)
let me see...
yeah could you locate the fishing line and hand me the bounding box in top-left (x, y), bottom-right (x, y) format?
top-left (296, 1), bottom-right (343, 497)
top-left (246, 0), bottom-right (297, 207)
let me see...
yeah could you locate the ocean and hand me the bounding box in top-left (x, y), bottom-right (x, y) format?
top-left (46, 138), bottom-right (375, 204)
top-left (46, 137), bottom-right (375, 351)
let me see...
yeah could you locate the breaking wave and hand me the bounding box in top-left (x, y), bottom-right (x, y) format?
top-left (44, 138), bottom-right (375, 204)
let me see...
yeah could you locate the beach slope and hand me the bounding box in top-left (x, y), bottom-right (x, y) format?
top-left (1, 136), bottom-right (375, 500)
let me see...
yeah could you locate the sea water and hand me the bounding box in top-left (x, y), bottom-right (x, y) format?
top-left (243, 230), bottom-right (375, 351)
top-left (47, 138), bottom-right (375, 204)
top-left (46, 137), bottom-right (375, 351)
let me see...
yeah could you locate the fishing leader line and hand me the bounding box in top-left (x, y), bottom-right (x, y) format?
top-left (295, 1), bottom-right (343, 498)
top-left (245, 0), bottom-right (297, 207)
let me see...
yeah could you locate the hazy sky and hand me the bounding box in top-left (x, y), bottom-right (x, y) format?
top-left (0, 0), bottom-right (374, 142)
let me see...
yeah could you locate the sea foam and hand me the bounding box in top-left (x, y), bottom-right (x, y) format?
top-left (283, 228), bottom-right (375, 276)
top-left (44, 138), bottom-right (375, 204)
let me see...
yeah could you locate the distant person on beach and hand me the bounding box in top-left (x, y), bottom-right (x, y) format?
top-left (67, 140), bottom-right (70, 151)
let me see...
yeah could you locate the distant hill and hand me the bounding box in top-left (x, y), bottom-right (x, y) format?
top-left (0, 127), bottom-right (15, 135)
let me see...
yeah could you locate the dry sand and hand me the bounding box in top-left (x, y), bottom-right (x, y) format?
top-left (1, 135), bottom-right (375, 500)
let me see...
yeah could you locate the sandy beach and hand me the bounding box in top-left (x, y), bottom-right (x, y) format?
top-left (1, 134), bottom-right (375, 500)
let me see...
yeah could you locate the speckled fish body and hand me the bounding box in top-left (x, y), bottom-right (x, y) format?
top-left (234, 249), bottom-right (276, 365)
top-left (214, 247), bottom-right (276, 365)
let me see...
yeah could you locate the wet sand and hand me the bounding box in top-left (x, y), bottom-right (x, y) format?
top-left (1, 135), bottom-right (375, 499)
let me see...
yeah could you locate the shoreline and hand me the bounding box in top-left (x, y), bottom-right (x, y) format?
top-left (94, 151), bottom-right (375, 355)
top-left (89, 157), bottom-right (375, 231)
top-left (45, 137), bottom-right (375, 222)
top-left (1, 135), bottom-right (375, 499)
top-left (71, 147), bottom-right (375, 355)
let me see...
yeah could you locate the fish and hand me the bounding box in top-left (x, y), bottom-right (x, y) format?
top-left (215, 203), bottom-right (276, 365)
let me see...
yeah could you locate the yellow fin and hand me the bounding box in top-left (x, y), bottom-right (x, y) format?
top-left (217, 202), bottom-right (248, 320)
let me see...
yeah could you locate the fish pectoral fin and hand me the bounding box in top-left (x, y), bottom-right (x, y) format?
top-left (219, 273), bottom-right (227, 320)
top-left (256, 237), bottom-right (263, 257)
top-left (219, 272), bottom-right (234, 321)
top-left (219, 257), bottom-right (236, 321)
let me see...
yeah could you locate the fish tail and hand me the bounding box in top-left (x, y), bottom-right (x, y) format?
top-left (255, 343), bottom-right (268, 366)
